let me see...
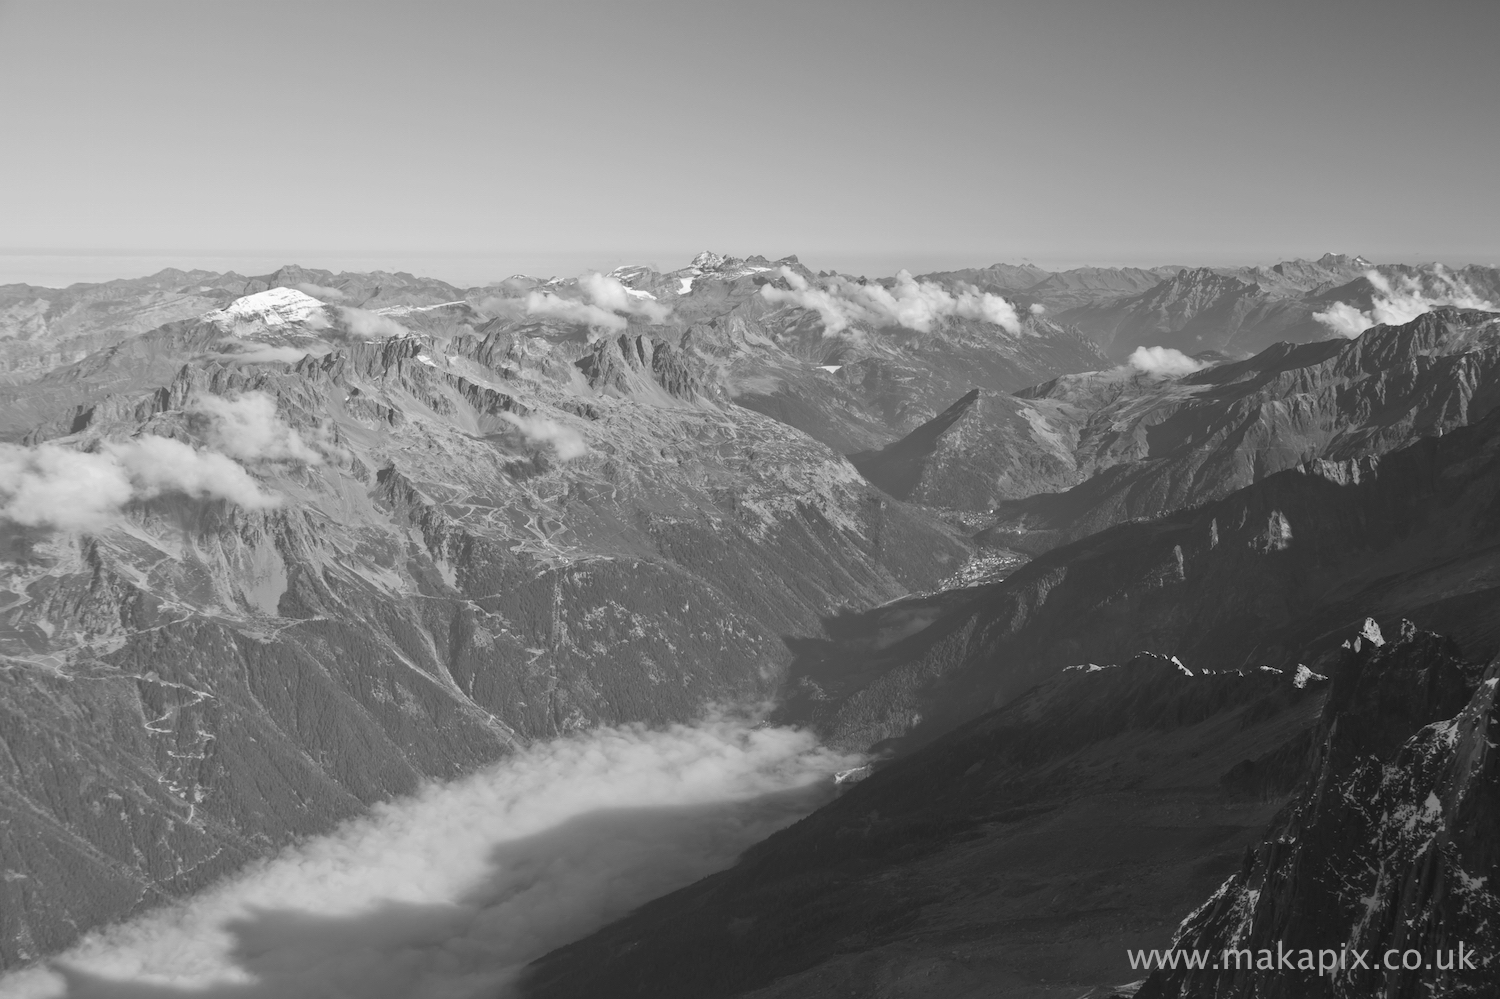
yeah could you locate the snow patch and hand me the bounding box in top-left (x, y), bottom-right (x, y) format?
top-left (204, 288), bottom-right (326, 329)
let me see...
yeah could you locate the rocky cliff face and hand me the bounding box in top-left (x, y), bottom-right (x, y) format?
top-left (1142, 626), bottom-right (1500, 999)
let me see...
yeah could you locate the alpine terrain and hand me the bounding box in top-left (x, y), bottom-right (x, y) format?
top-left (1, 253), bottom-right (1498, 999)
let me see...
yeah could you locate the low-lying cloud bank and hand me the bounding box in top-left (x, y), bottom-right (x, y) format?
top-left (1313, 267), bottom-right (1498, 338)
top-left (0, 715), bottom-right (857, 999)
top-left (483, 273), bottom-right (670, 332)
top-left (0, 393), bottom-right (317, 532)
top-left (1128, 345), bottom-right (1208, 377)
top-left (759, 267), bottom-right (1023, 335)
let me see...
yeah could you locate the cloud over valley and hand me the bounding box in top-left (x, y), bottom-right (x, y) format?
top-left (0, 716), bottom-right (856, 999)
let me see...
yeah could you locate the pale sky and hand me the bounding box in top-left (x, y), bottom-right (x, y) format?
top-left (1, 0), bottom-right (1497, 286)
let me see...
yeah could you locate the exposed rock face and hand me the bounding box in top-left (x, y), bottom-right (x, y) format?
top-left (575, 333), bottom-right (701, 400)
top-left (1142, 628), bottom-right (1500, 999)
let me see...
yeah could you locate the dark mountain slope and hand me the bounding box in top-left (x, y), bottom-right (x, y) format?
top-left (848, 389), bottom-right (981, 500)
top-left (523, 654), bottom-right (1332, 999)
top-left (785, 389), bottom-right (1500, 756)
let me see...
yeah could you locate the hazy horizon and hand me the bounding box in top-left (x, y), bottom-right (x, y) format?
top-left (2, 246), bottom-right (1492, 291)
top-left (3, 0), bottom-right (1496, 287)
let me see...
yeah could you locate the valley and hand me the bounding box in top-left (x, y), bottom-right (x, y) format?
top-left (1, 253), bottom-right (1498, 997)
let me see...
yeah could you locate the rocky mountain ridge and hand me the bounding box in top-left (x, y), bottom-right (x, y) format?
top-left (5, 253), bottom-right (1500, 990)
top-left (1142, 625), bottom-right (1500, 998)
top-left (520, 398), bottom-right (1500, 996)
top-left (0, 282), bottom-right (986, 965)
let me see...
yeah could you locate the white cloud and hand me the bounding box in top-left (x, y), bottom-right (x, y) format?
top-left (1029, 302), bottom-right (1046, 315)
top-left (191, 392), bottom-right (324, 465)
top-left (0, 437), bottom-right (280, 532)
top-left (500, 412), bottom-right (587, 460)
top-left (1313, 267), bottom-right (1499, 338)
top-left (0, 715), bottom-right (856, 999)
top-left (1310, 301), bottom-right (1370, 338)
top-left (758, 267), bottom-right (1022, 335)
top-left (497, 291), bottom-right (629, 332)
top-left (295, 282), bottom-right (348, 302)
top-left (340, 307), bottom-right (410, 339)
top-left (579, 273), bottom-right (672, 323)
top-left (0, 444), bottom-right (138, 533)
top-left (106, 437), bottom-right (278, 510)
top-left (1, 396), bottom-right (322, 531)
top-left (1128, 345), bottom-right (1208, 377)
top-left (480, 273), bottom-right (672, 332)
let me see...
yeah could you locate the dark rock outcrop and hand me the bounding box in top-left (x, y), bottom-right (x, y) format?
top-left (1142, 626), bottom-right (1500, 999)
top-left (575, 334), bottom-right (701, 400)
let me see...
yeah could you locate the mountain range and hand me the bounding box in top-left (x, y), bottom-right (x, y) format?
top-left (2, 251), bottom-right (1499, 997)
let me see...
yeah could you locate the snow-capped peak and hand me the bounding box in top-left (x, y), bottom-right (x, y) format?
top-left (205, 288), bottom-right (327, 328)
